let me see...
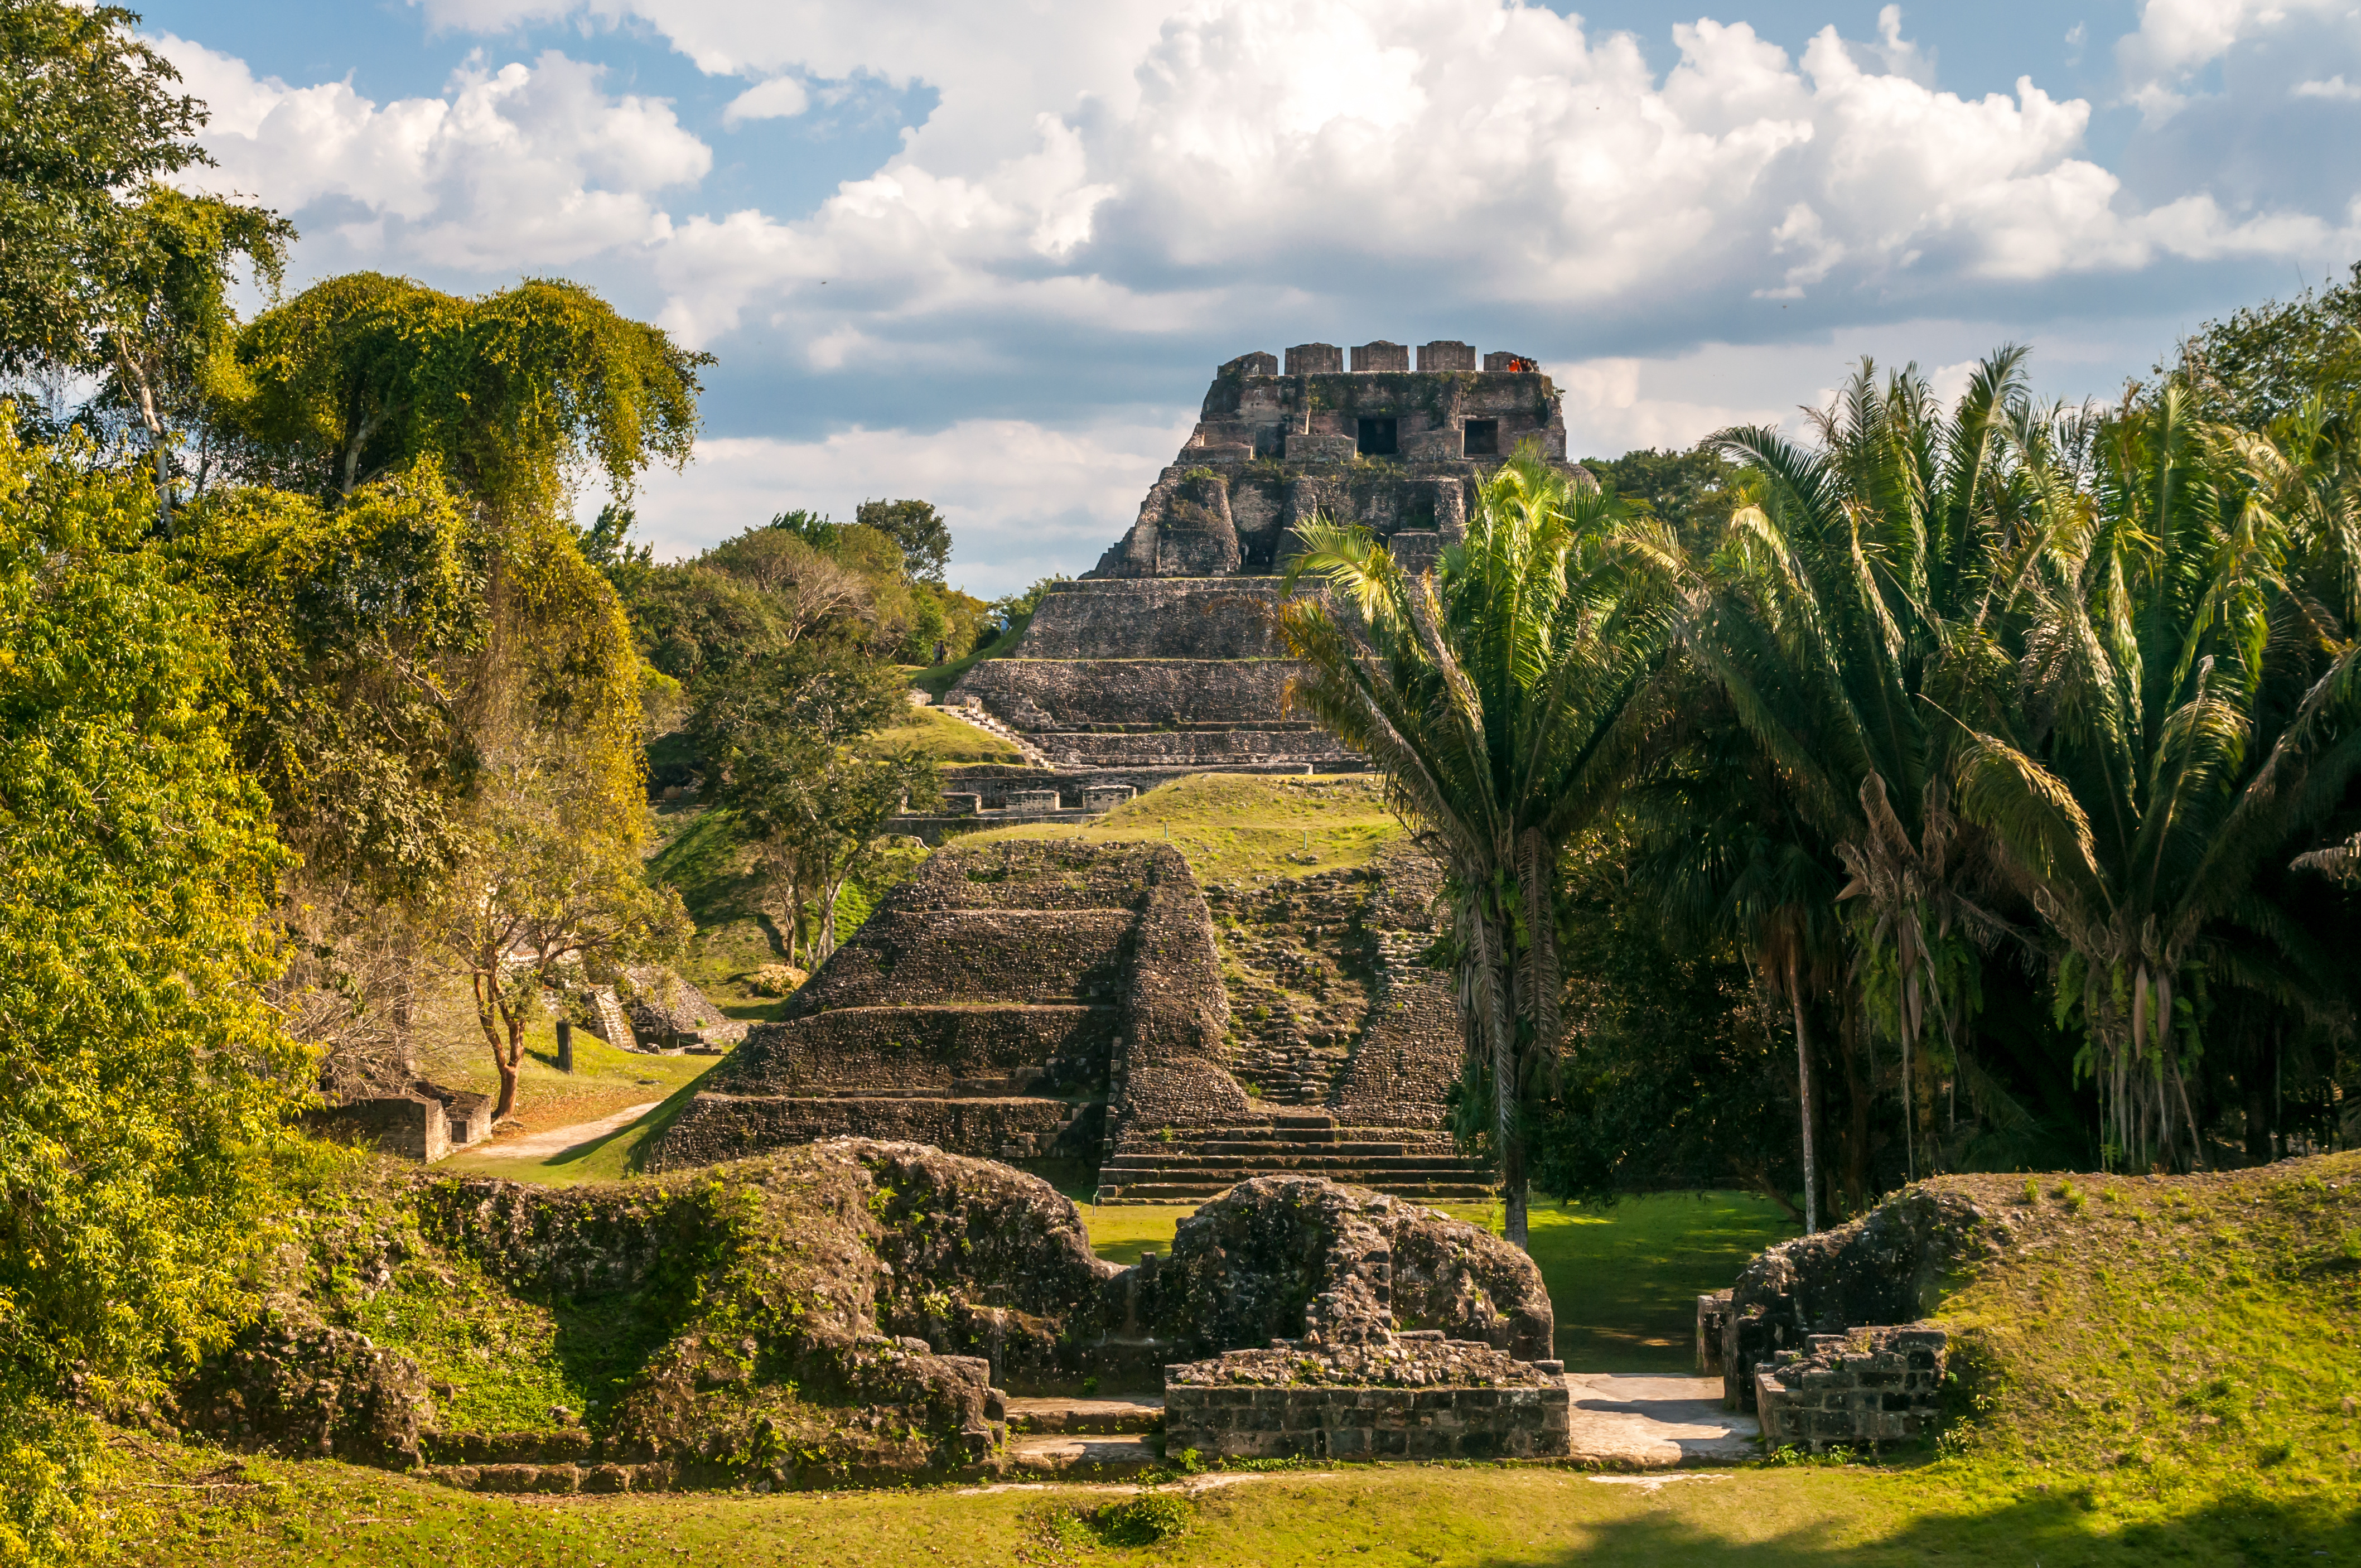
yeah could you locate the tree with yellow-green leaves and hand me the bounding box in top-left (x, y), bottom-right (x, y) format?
top-left (0, 418), bottom-right (314, 1562)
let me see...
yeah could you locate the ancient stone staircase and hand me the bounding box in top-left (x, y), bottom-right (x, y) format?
top-left (1093, 1112), bottom-right (1491, 1204)
top-left (1227, 1036), bottom-right (1348, 1105)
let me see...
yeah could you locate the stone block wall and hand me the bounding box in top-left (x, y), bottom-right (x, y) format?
top-left (1007, 578), bottom-right (1292, 660)
top-left (1752, 1328), bottom-right (1948, 1451)
top-left (651, 1095), bottom-right (1108, 1170)
top-left (794, 910), bottom-right (1134, 1009)
top-left (305, 1095), bottom-right (448, 1162)
top-left (1163, 1381), bottom-right (1569, 1460)
top-left (1163, 1327), bottom-right (1567, 1461)
top-left (956, 657), bottom-right (1304, 730)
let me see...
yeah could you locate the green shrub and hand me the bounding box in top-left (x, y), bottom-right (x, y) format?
top-left (1093, 1492), bottom-right (1196, 1546)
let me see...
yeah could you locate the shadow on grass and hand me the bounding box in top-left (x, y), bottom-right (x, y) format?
top-left (1467, 1482), bottom-right (2361, 1568)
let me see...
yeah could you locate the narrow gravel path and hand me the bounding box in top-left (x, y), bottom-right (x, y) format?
top-left (480, 1102), bottom-right (659, 1160)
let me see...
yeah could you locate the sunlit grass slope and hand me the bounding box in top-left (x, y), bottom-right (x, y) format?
top-left (960, 771), bottom-right (1404, 884)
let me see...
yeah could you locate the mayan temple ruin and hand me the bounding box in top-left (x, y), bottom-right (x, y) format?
top-left (939, 339), bottom-right (1578, 803)
top-left (655, 342), bottom-right (1583, 1202)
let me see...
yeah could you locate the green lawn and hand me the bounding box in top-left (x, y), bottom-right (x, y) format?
top-left (1073, 1193), bottom-right (1795, 1372)
top-left (1445, 1196), bottom-right (1800, 1371)
top-left (114, 1441), bottom-right (2361, 1566)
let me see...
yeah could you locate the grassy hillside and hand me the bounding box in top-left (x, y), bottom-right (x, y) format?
top-left (962, 771), bottom-right (1406, 884)
top-left (1925, 1155), bottom-right (2361, 1491)
top-left (853, 699), bottom-right (1023, 763)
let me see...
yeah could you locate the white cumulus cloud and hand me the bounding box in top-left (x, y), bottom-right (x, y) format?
top-left (157, 35), bottom-right (711, 271)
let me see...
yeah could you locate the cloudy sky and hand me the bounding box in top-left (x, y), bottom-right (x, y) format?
top-left (145, 0), bottom-right (2361, 594)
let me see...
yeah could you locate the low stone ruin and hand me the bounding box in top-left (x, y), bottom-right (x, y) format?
top-left (303, 1078), bottom-right (494, 1163)
top-left (173, 1149), bottom-right (1555, 1490)
top-left (1750, 1328), bottom-right (1948, 1451)
top-left (1165, 1333), bottom-right (1567, 1461)
top-left (616, 965), bottom-right (745, 1053)
top-left (1155, 1179), bottom-right (1566, 1460)
top-left (1703, 1184), bottom-right (1979, 1451)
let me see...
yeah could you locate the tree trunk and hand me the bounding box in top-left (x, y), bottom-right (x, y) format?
top-left (1787, 954), bottom-right (1818, 1236)
top-left (1480, 906), bottom-right (1527, 1252)
top-left (472, 972), bottom-right (518, 1122)
top-left (815, 875), bottom-right (845, 966)
top-left (496, 1011), bottom-right (528, 1122)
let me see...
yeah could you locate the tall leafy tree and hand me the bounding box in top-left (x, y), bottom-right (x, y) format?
top-left (436, 737), bottom-right (689, 1121)
top-left (0, 417), bottom-right (310, 1557)
top-left (1696, 351), bottom-right (2055, 1185)
top-left (856, 497), bottom-right (953, 586)
top-left (698, 642), bottom-right (934, 966)
top-left (230, 272), bottom-right (708, 524)
top-left (1, 3), bottom-right (290, 524)
top-left (1280, 450), bottom-right (1681, 1248)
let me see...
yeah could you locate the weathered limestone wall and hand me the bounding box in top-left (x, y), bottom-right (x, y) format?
top-left (651, 1096), bottom-right (1108, 1170)
top-left (305, 1094), bottom-right (448, 1162)
top-left (1015, 578), bottom-right (1293, 659)
top-left (955, 658), bottom-right (1301, 728)
top-left (1114, 871), bottom-right (1253, 1130)
top-left (794, 909), bottom-right (1134, 1008)
top-left (1718, 1186), bottom-right (1982, 1412)
top-left (713, 1005), bottom-right (1116, 1097)
top-left (1753, 1328), bottom-right (1949, 1451)
top-left (1163, 1376), bottom-right (1570, 1461)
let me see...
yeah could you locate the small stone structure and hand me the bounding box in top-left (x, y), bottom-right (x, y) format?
top-left (1751, 1328), bottom-right (1948, 1451)
top-left (303, 1079), bottom-right (494, 1164)
top-left (1158, 1179), bottom-right (1565, 1460)
top-left (619, 966), bottom-right (745, 1052)
top-left (1710, 1184), bottom-right (1977, 1451)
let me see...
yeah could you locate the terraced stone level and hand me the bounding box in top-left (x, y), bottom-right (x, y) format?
top-left (1096, 1113), bottom-right (1491, 1204)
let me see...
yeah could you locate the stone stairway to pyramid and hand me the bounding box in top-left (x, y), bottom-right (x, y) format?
top-left (1094, 1111), bottom-right (1493, 1204)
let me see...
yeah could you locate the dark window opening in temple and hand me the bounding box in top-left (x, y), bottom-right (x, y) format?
top-left (1463, 419), bottom-right (1499, 457)
top-left (1254, 424), bottom-right (1286, 459)
top-left (1356, 417), bottom-right (1398, 456)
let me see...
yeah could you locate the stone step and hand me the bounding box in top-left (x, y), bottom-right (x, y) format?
top-left (1001, 1396), bottom-right (1163, 1436)
top-left (1095, 1180), bottom-right (1495, 1204)
top-left (1098, 1166), bottom-right (1489, 1188)
top-left (1117, 1135), bottom-right (1462, 1155)
top-left (1095, 1147), bottom-right (1464, 1171)
top-left (1006, 1432), bottom-right (1162, 1476)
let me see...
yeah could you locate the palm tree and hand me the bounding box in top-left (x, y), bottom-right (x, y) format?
top-left (1694, 351), bottom-right (2045, 1180)
top-left (1950, 386), bottom-right (2361, 1171)
top-left (1277, 450), bottom-right (1680, 1248)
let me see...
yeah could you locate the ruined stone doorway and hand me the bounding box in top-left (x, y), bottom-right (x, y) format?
top-left (1356, 416), bottom-right (1398, 456)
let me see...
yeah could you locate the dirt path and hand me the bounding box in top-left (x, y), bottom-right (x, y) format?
top-left (480, 1102), bottom-right (658, 1160)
